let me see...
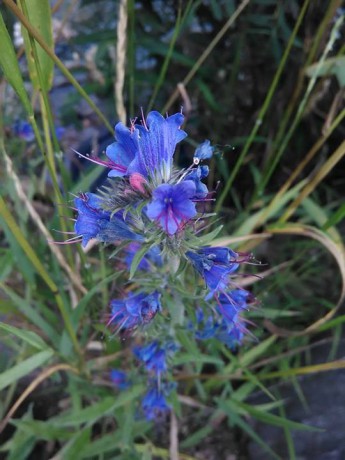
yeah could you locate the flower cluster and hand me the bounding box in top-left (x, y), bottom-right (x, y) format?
top-left (110, 340), bottom-right (177, 421)
top-left (70, 110), bottom-right (258, 418)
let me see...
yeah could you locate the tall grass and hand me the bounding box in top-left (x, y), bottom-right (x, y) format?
top-left (0, 1), bottom-right (344, 458)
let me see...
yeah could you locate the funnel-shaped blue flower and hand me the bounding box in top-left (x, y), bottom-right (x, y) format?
top-left (74, 193), bottom-right (140, 247)
top-left (134, 340), bottom-right (177, 376)
top-left (186, 246), bottom-right (239, 292)
top-left (142, 382), bottom-right (172, 421)
top-left (108, 291), bottom-right (161, 333)
top-left (106, 111), bottom-right (187, 181)
top-left (110, 369), bottom-right (130, 389)
top-left (193, 139), bottom-right (213, 162)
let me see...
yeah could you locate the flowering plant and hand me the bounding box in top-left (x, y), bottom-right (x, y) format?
top-left (71, 110), bottom-right (256, 419)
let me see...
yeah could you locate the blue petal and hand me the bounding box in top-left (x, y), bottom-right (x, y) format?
top-left (106, 123), bottom-right (138, 176)
top-left (128, 111), bottom-right (187, 179)
top-left (194, 140), bottom-right (213, 161)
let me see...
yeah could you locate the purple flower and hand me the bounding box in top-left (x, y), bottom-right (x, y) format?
top-left (142, 382), bottom-right (172, 421)
top-left (13, 120), bottom-right (35, 142)
top-left (216, 290), bottom-right (250, 326)
top-left (184, 166), bottom-right (209, 198)
top-left (110, 369), bottom-right (130, 389)
top-left (146, 181), bottom-right (197, 235)
top-left (186, 247), bottom-right (239, 292)
top-left (74, 192), bottom-right (140, 247)
top-left (191, 308), bottom-right (218, 340)
top-left (106, 111), bottom-right (187, 181)
top-left (106, 122), bottom-right (138, 177)
top-left (193, 140), bottom-right (213, 163)
top-left (133, 340), bottom-right (177, 375)
top-left (216, 317), bottom-right (247, 349)
top-left (125, 242), bottom-right (162, 271)
top-left (215, 289), bottom-right (252, 348)
top-left (191, 290), bottom-right (252, 349)
top-left (108, 291), bottom-right (161, 333)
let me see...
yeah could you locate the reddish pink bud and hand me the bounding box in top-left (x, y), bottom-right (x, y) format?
top-left (129, 173), bottom-right (148, 194)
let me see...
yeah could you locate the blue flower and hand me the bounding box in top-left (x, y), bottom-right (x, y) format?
top-left (106, 122), bottom-right (138, 177)
top-left (133, 340), bottom-right (177, 375)
top-left (146, 181), bottom-right (197, 235)
top-left (216, 290), bottom-right (250, 326)
top-left (216, 318), bottom-right (247, 349)
top-left (142, 382), bottom-right (172, 421)
top-left (193, 140), bottom-right (213, 163)
top-left (108, 291), bottom-right (161, 333)
top-left (191, 290), bottom-right (252, 349)
top-left (74, 192), bottom-right (141, 247)
top-left (106, 111), bottom-right (187, 181)
top-left (186, 246), bottom-right (239, 292)
top-left (125, 242), bottom-right (162, 271)
top-left (184, 166), bottom-right (209, 198)
top-left (110, 369), bottom-right (130, 389)
top-left (13, 120), bottom-right (35, 142)
top-left (190, 308), bottom-right (218, 340)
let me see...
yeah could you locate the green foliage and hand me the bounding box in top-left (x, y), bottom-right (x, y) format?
top-left (0, 1), bottom-right (344, 458)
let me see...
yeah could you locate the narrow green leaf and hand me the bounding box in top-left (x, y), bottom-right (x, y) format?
top-left (0, 283), bottom-right (59, 344)
top-left (0, 12), bottom-right (32, 113)
top-left (52, 385), bottom-right (144, 427)
top-left (323, 201), bottom-right (345, 230)
top-left (0, 349), bottom-right (54, 391)
top-left (11, 420), bottom-right (73, 441)
top-left (0, 322), bottom-right (48, 350)
top-left (52, 427), bottom-right (91, 459)
top-left (19, 0), bottom-right (54, 91)
top-left (234, 400), bottom-right (322, 432)
top-left (79, 432), bottom-right (122, 458)
top-left (129, 246), bottom-right (150, 279)
top-left (180, 425), bottom-right (213, 449)
top-left (239, 335), bottom-right (277, 368)
top-left (220, 400), bottom-right (280, 459)
top-left (174, 353), bottom-right (223, 366)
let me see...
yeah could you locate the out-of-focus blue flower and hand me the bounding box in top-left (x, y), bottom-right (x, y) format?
top-left (110, 369), bottom-right (130, 389)
top-left (106, 111), bottom-right (187, 182)
top-left (215, 289), bottom-right (252, 348)
top-left (216, 289), bottom-right (250, 326)
top-left (146, 181), bottom-right (197, 235)
top-left (74, 192), bottom-right (141, 247)
top-left (125, 242), bottom-right (162, 271)
top-left (193, 140), bottom-right (213, 162)
top-left (133, 340), bottom-right (177, 375)
top-left (142, 382), bottom-right (172, 421)
top-left (13, 120), bottom-right (35, 142)
top-left (184, 166), bottom-right (209, 198)
top-left (186, 246), bottom-right (239, 293)
top-left (192, 308), bottom-right (217, 340)
top-left (191, 290), bottom-right (252, 349)
top-left (108, 291), bottom-right (161, 333)
top-left (216, 318), bottom-right (246, 349)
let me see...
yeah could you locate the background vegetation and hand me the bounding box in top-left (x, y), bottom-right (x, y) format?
top-left (0, 0), bottom-right (344, 458)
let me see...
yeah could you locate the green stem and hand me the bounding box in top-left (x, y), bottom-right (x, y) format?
top-left (249, 13), bottom-right (344, 208)
top-left (162, 0), bottom-right (250, 114)
top-left (147, 6), bottom-right (183, 112)
top-left (215, 0), bottom-right (310, 212)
